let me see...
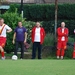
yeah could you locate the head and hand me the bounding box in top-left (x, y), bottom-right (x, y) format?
top-left (36, 22), bottom-right (41, 28)
top-left (61, 22), bottom-right (65, 28)
top-left (0, 18), bottom-right (4, 26)
top-left (18, 21), bottom-right (22, 27)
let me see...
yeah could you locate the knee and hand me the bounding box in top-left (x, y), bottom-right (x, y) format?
top-left (64, 46), bottom-right (67, 50)
top-left (0, 46), bottom-right (4, 52)
top-left (0, 46), bottom-right (1, 50)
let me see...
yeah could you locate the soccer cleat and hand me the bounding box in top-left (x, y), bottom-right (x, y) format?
top-left (61, 56), bottom-right (63, 59)
top-left (20, 58), bottom-right (23, 60)
top-left (57, 56), bottom-right (59, 59)
top-left (1, 56), bottom-right (5, 60)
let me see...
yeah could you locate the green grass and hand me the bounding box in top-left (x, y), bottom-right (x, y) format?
top-left (0, 59), bottom-right (75, 75)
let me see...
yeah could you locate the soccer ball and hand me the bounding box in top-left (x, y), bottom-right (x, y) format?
top-left (12, 55), bottom-right (18, 60)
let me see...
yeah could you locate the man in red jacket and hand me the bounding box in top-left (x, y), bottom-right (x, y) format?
top-left (56, 22), bottom-right (69, 59)
top-left (31, 22), bottom-right (45, 59)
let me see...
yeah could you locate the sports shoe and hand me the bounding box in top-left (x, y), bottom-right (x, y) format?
top-left (61, 56), bottom-right (63, 60)
top-left (1, 56), bottom-right (5, 60)
top-left (57, 56), bottom-right (59, 59)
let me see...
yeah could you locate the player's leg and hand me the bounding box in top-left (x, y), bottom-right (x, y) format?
top-left (61, 41), bottom-right (67, 59)
top-left (56, 42), bottom-right (61, 59)
top-left (0, 46), bottom-right (5, 60)
top-left (0, 37), bottom-right (6, 60)
top-left (32, 42), bottom-right (37, 59)
top-left (20, 41), bottom-right (24, 59)
top-left (73, 42), bottom-right (75, 59)
top-left (14, 41), bottom-right (19, 55)
top-left (37, 42), bottom-right (42, 59)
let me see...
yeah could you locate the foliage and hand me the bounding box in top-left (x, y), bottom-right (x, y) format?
top-left (65, 37), bottom-right (74, 58)
top-left (0, 11), bottom-right (36, 53)
top-left (8, 4), bottom-right (75, 36)
top-left (58, 4), bottom-right (75, 20)
top-left (22, 21), bottom-right (35, 43)
top-left (8, 4), bottom-right (17, 13)
top-left (8, 4), bottom-right (55, 21)
top-left (0, 11), bottom-right (23, 53)
top-left (8, 4), bottom-right (75, 21)
top-left (41, 21), bottom-right (54, 33)
top-left (43, 33), bottom-right (55, 46)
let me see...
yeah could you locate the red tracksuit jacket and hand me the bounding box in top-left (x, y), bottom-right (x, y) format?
top-left (31, 26), bottom-right (45, 44)
top-left (57, 27), bottom-right (69, 42)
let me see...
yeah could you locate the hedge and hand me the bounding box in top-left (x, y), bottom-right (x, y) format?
top-left (0, 11), bottom-right (23, 53)
top-left (8, 4), bottom-right (75, 35)
top-left (8, 4), bottom-right (75, 21)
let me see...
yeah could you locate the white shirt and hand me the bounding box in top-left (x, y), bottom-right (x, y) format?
top-left (62, 28), bottom-right (64, 33)
top-left (34, 27), bottom-right (41, 42)
top-left (0, 25), bottom-right (11, 37)
top-left (61, 28), bottom-right (65, 41)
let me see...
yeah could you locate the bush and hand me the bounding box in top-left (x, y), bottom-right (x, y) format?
top-left (43, 33), bottom-right (55, 46)
top-left (42, 33), bottom-right (56, 58)
top-left (22, 21), bottom-right (35, 43)
top-left (0, 11), bottom-right (23, 53)
top-left (65, 37), bottom-right (74, 58)
top-left (8, 4), bottom-right (75, 36)
top-left (8, 4), bottom-right (75, 21)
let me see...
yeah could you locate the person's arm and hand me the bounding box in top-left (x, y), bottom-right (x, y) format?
top-left (57, 28), bottom-right (65, 36)
top-left (12, 32), bottom-right (16, 44)
top-left (65, 28), bottom-right (69, 36)
top-left (24, 32), bottom-right (27, 43)
top-left (5, 25), bottom-right (12, 33)
top-left (7, 29), bottom-right (12, 33)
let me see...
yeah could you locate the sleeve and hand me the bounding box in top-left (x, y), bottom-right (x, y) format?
top-left (57, 28), bottom-right (65, 36)
top-left (24, 27), bottom-right (27, 32)
top-left (31, 27), bottom-right (35, 43)
top-left (65, 28), bottom-right (69, 36)
top-left (42, 28), bottom-right (46, 38)
top-left (5, 25), bottom-right (12, 30)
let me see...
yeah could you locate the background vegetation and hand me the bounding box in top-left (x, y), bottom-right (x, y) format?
top-left (0, 4), bottom-right (75, 58)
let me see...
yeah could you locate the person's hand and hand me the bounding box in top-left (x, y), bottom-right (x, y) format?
top-left (12, 40), bottom-right (15, 44)
top-left (7, 29), bottom-right (12, 33)
top-left (24, 39), bottom-right (26, 44)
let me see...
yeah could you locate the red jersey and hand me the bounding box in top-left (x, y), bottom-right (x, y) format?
top-left (57, 27), bottom-right (69, 42)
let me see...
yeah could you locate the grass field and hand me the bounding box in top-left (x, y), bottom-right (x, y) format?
top-left (0, 59), bottom-right (75, 75)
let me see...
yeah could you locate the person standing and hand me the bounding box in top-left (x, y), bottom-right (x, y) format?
top-left (12, 21), bottom-right (27, 59)
top-left (72, 29), bottom-right (75, 59)
top-left (0, 18), bottom-right (12, 60)
top-left (56, 22), bottom-right (69, 59)
top-left (31, 22), bottom-right (45, 59)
